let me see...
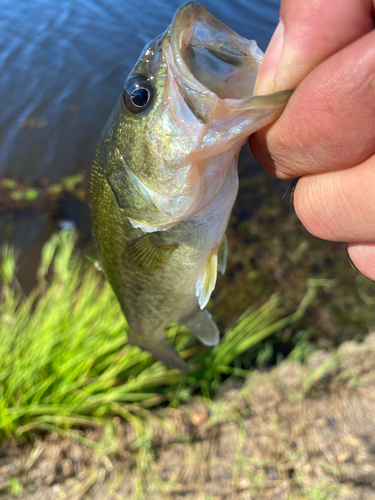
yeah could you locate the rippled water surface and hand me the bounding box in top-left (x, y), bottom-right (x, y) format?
top-left (0, 0), bottom-right (280, 180)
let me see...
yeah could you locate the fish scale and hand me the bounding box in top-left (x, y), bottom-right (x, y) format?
top-left (90, 2), bottom-right (292, 371)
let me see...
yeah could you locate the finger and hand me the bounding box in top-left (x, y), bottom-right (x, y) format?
top-left (347, 243), bottom-right (375, 281)
top-left (250, 29), bottom-right (375, 179)
top-left (293, 156), bottom-right (375, 242)
top-left (255, 0), bottom-right (374, 94)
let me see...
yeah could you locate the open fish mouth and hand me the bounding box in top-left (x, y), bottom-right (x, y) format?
top-left (169, 2), bottom-right (265, 122)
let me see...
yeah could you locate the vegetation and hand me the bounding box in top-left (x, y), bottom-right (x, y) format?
top-left (1, 174), bottom-right (374, 498)
top-left (0, 229), bottom-right (322, 442)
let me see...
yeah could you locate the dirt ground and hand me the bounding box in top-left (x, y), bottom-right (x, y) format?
top-left (2, 335), bottom-right (375, 500)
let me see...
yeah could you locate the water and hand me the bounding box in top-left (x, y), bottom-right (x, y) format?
top-left (0, 0), bottom-right (280, 290)
top-left (0, 0), bottom-right (280, 180)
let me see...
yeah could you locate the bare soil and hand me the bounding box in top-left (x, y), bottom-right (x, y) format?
top-left (2, 335), bottom-right (375, 500)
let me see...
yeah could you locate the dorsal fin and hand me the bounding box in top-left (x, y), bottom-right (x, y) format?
top-left (180, 308), bottom-right (220, 346)
top-left (217, 234), bottom-right (228, 275)
top-left (123, 233), bottom-right (178, 275)
top-left (196, 251), bottom-right (218, 309)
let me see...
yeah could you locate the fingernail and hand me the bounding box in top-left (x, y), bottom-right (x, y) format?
top-left (290, 177), bottom-right (300, 211)
top-left (254, 20), bottom-right (285, 95)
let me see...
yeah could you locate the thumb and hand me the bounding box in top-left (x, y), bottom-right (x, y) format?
top-left (254, 0), bottom-right (374, 95)
top-left (253, 20), bottom-right (284, 95)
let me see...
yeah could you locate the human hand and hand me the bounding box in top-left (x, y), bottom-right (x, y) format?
top-left (249, 0), bottom-right (375, 280)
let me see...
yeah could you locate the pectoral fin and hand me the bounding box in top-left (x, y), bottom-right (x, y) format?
top-left (124, 233), bottom-right (179, 275)
top-left (127, 331), bottom-right (190, 373)
top-left (196, 251), bottom-right (218, 309)
top-left (181, 308), bottom-right (220, 346)
top-left (217, 234), bottom-right (228, 275)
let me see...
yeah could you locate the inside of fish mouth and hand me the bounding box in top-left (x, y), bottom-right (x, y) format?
top-left (180, 22), bottom-right (260, 100)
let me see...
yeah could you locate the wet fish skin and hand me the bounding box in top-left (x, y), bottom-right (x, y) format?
top-left (90, 2), bottom-right (292, 372)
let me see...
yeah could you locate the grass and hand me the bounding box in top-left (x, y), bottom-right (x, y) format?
top-left (0, 229), bottom-right (324, 442)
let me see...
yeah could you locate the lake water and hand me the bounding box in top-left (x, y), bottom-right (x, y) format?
top-left (0, 0), bottom-right (280, 290)
top-left (0, 0), bottom-right (280, 180)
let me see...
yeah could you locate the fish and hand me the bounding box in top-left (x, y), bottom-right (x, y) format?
top-left (90, 2), bottom-right (293, 372)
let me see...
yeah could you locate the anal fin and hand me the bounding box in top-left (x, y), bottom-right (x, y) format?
top-left (181, 309), bottom-right (219, 346)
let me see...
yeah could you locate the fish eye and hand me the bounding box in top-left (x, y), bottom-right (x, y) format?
top-left (123, 75), bottom-right (153, 113)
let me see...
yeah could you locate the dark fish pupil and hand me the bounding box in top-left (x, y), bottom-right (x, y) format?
top-left (123, 75), bottom-right (153, 113)
top-left (131, 88), bottom-right (149, 107)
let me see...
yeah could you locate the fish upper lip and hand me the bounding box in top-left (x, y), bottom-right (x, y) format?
top-left (167, 2), bottom-right (265, 123)
top-left (170, 4), bottom-right (215, 96)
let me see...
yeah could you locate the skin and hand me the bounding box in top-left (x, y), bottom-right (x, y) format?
top-left (249, 0), bottom-right (375, 281)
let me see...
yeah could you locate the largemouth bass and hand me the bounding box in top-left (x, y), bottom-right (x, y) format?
top-left (90, 2), bottom-right (292, 372)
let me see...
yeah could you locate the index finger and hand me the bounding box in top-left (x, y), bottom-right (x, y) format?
top-left (249, 0), bottom-right (375, 179)
top-left (250, 30), bottom-right (375, 178)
